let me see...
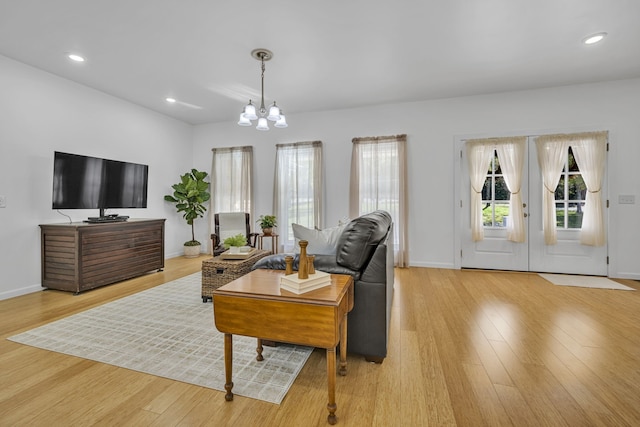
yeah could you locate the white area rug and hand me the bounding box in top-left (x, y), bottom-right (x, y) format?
top-left (539, 273), bottom-right (635, 291)
top-left (8, 272), bottom-right (313, 404)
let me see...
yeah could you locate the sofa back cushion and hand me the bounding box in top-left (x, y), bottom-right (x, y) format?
top-left (336, 210), bottom-right (392, 271)
top-left (292, 223), bottom-right (346, 255)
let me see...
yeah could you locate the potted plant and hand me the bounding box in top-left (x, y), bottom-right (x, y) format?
top-left (257, 214), bottom-right (277, 235)
top-left (223, 234), bottom-right (248, 253)
top-left (164, 169), bottom-right (211, 258)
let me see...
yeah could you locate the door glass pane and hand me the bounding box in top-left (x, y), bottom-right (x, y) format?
top-left (482, 151), bottom-right (511, 228)
top-left (568, 147), bottom-right (579, 172)
top-left (568, 202), bottom-right (584, 228)
top-left (555, 147), bottom-right (585, 229)
top-left (495, 202), bottom-right (510, 227)
top-left (495, 177), bottom-right (509, 200)
top-left (568, 175), bottom-right (586, 200)
top-left (555, 177), bottom-right (565, 199)
top-left (555, 202), bottom-right (566, 228)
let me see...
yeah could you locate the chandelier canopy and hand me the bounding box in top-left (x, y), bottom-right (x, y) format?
top-left (238, 49), bottom-right (287, 131)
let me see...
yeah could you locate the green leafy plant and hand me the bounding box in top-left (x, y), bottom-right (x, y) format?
top-left (223, 233), bottom-right (247, 248)
top-left (164, 169), bottom-right (211, 246)
top-left (256, 214), bottom-right (277, 229)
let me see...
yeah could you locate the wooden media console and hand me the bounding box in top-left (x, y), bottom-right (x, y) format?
top-left (39, 218), bottom-right (165, 294)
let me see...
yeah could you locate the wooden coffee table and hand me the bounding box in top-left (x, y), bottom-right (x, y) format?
top-left (212, 269), bottom-right (354, 425)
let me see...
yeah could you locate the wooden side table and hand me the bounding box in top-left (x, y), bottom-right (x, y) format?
top-left (213, 269), bottom-right (354, 425)
top-left (258, 233), bottom-right (279, 254)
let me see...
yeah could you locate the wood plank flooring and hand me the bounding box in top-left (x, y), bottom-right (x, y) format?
top-left (1, 256), bottom-right (639, 426)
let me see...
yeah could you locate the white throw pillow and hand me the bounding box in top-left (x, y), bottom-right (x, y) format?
top-left (292, 223), bottom-right (347, 255)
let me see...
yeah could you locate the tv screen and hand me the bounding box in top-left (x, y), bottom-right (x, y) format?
top-left (52, 152), bottom-right (148, 214)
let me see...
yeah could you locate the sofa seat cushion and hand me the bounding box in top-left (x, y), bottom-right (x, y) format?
top-left (336, 211), bottom-right (392, 271)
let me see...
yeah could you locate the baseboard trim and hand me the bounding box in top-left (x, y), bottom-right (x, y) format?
top-left (0, 284), bottom-right (44, 301)
top-left (407, 261), bottom-right (455, 269)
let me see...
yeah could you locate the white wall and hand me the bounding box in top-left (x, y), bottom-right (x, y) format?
top-left (0, 55), bottom-right (195, 300)
top-left (193, 78), bottom-right (640, 279)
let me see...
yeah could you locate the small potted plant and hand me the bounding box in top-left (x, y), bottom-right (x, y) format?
top-left (164, 169), bottom-right (210, 258)
top-left (223, 234), bottom-right (247, 253)
top-left (257, 214), bottom-right (277, 235)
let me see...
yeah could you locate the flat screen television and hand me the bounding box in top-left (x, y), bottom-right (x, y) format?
top-left (52, 151), bottom-right (148, 220)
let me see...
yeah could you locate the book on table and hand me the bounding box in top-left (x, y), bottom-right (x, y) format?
top-left (280, 270), bottom-right (332, 294)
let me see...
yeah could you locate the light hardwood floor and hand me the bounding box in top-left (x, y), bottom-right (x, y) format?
top-left (1, 256), bottom-right (639, 426)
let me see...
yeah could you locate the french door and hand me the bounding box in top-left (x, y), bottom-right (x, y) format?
top-left (460, 135), bottom-right (608, 275)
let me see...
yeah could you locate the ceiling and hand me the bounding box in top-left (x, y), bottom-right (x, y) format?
top-left (1, 1), bottom-right (639, 125)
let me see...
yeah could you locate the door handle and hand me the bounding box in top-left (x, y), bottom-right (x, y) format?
top-left (524, 213), bottom-right (528, 218)
top-left (523, 203), bottom-right (527, 208)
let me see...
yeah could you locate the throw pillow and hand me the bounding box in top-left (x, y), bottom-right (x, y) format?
top-left (292, 223), bottom-right (347, 255)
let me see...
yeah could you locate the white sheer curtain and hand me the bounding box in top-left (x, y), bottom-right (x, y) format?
top-left (535, 131), bottom-right (607, 246)
top-left (495, 137), bottom-right (527, 243)
top-left (210, 146), bottom-right (253, 249)
top-left (466, 140), bottom-right (494, 242)
top-left (349, 134), bottom-right (408, 267)
top-left (273, 141), bottom-right (323, 252)
top-left (535, 136), bottom-right (570, 245)
top-left (567, 132), bottom-right (607, 246)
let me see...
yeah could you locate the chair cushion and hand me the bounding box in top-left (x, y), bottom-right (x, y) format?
top-left (292, 223), bottom-right (346, 255)
top-left (336, 211), bottom-right (392, 271)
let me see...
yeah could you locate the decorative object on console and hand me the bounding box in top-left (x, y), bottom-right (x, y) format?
top-left (257, 214), bottom-right (277, 235)
top-left (238, 49), bottom-right (288, 131)
top-left (164, 169), bottom-right (210, 258)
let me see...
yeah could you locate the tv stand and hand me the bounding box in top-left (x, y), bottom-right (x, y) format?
top-left (39, 218), bottom-right (165, 294)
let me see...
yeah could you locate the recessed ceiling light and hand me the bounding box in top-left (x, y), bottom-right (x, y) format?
top-left (165, 97), bottom-right (177, 103)
top-left (583, 32), bottom-right (607, 45)
top-left (67, 53), bottom-right (86, 62)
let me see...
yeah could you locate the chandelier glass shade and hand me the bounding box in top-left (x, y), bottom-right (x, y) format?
top-left (238, 49), bottom-right (287, 131)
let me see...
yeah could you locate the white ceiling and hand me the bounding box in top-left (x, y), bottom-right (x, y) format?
top-left (1, 1), bottom-right (639, 125)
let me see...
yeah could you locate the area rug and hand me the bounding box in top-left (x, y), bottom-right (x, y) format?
top-left (539, 273), bottom-right (635, 291)
top-left (8, 272), bottom-right (313, 404)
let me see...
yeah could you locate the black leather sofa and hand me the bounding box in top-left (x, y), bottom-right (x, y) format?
top-left (252, 210), bottom-right (394, 363)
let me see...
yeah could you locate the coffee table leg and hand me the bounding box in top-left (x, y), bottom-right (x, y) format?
top-left (339, 313), bottom-right (348, 376)
top-left (256, 338), bottom-right (264, 361)
top-left (327, 347), bottom-right (337, 425)
top-left (224, 333), bottom-right (234, 401)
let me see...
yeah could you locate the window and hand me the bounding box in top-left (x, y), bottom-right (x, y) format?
top-left (350, 134), bottom-right (408, 267)
top-left (481, 151), bottom-right (510, 228)
top-left (210, 145), bottom-right (253, 226)
top-left (535, 131), bottom-right (606, 246)
top-left (274, 141), bottom-right (323, 251)
top-left (555, 147), bottom-right (586, 229)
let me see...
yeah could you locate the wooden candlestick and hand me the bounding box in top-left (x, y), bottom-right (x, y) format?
top-left (285, 255), bottom-right (294, 275)
top-left (298, 240), bottom-right (309, 279)
top-left (308, 255), bottom-right (315, 274)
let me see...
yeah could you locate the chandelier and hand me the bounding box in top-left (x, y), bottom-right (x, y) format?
top-left (238, 49), bottom-right (288, 130)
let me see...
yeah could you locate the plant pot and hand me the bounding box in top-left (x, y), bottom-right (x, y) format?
top-left (229, 246), bottom-right (240, 254)
top-left (262, 227), bottom-right (273, 236)
top-left (184, 244), bottom-right (201, 258)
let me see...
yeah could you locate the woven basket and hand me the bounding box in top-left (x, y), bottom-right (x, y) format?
top-left (201, 249), bottom-right (270, 302)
